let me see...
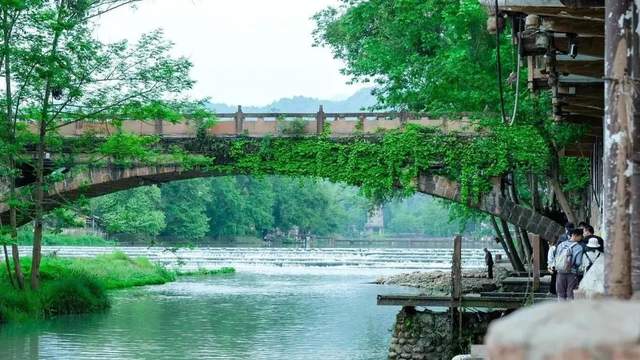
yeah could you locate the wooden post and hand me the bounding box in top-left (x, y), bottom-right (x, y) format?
top-left (451, 234), bottom-right (463, 347)
top-left (603, 0), bottom-right (638, 298)
top-left (234, 105), bottom-right (245, 135)
top-left (531, 234), bottom-right (540, 292)
top-left (316, 105), bottom-right (326, 135)
top-left (451, 235), bottom-right (462, 301)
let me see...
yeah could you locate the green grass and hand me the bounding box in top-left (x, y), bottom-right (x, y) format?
top-left (58, 252), bottom-right (176, 290)
top-left (18, 231), bottom-right (115, 246)
top-left (0, 252), bottom-right (174, 324)
top-left (176, 267), bottom-right (236, 276)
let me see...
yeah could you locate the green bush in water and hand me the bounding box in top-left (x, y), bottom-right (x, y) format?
top-left (0, 251), bottom-right (177, 323)
top-left (0, 274), bottom-right (110, 323)
top-left (41, 274), bottom-right (110, 317)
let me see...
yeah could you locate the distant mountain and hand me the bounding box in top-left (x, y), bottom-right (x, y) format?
top-left (207, 88), bottom-right (377, 113)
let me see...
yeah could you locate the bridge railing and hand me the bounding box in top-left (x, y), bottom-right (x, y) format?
top-left (53, 106), bottom-right (477, 138)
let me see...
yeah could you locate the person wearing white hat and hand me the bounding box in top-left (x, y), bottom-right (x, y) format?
top-left (579, 237), bottom-right (603, 275)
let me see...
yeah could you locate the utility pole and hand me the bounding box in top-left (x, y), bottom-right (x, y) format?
top-left (603, 0), bottom-right (640, 298)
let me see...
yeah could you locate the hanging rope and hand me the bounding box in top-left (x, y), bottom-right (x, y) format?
top-left (510, 32), bottom-right (522, 126)
top-left (494, 0), bottom-right (507, 124)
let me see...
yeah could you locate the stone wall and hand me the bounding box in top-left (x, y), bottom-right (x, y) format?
top-left (388, 307), bottom-right (503, 360)
top-left (485, 300), bottom-right (640, 360)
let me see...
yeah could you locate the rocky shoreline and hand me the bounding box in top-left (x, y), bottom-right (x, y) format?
top-left (375, 267), bottom-right (509, 295)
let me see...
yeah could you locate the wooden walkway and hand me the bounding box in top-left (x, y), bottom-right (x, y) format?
top-left (377, 294), bottom-right (553, 309)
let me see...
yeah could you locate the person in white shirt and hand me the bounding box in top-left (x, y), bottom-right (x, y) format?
top-left (580, 237), bottom-right (603, 275)
top-left (547, 239), bottom-right (557, 295)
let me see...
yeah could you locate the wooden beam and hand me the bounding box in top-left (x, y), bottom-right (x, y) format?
top-left (497, 5), bottom-right (603, 22)
top-left (556, 59), bottom-right (604, 77)
top-left (562, 114), bottom-right (603, 125)
top-left (532, 234), bottom-right (541, 292)
top-left (554, 36), bottom-right (604, 58)
top-left (451, 235), bottom-right (462, 301)
top-left (542, 17), bottom-right (604, 36)
top-left (557, 97), bottom-right (604, 111)
top-left (560, 105), bottom-right (604, 117)
top-left (376, 294), bottom-right (551, 309)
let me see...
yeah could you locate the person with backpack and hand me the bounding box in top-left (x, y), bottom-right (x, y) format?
top-left (580, 237), bottom-right (603, 275)
top-left (554, 228), bottom-right (584, 300)
top-left (583, 225), bottom-right (604, 253)
top-left (556, 222), bottom-right (574, 247)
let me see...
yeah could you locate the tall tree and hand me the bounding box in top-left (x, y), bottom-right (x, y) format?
top-left (92, 186), bottom-right (166, 238)
top-left (161, 180), bottom-right (211, 242)
top-left (313, 0), bottom-right (591, 270)
top-left (3, 0), bottom-right (193, 288)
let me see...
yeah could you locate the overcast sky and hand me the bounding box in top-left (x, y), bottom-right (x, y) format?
top-left (96, 0), bottom-right (363, 106)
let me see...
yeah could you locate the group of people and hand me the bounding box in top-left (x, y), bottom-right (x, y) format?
top-left (548, 222), bottom-right (604, 300)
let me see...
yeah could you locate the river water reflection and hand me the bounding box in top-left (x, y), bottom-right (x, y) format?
top-left (0, 271), bottom-right (418, 360)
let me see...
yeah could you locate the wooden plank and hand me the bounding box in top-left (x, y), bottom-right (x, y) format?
top-left (376, 295), bottom-right (549, 309)
top-left (554, 36), bottom-right (604, 58)
top-left (561, 105), bottom-right (604, 117)
top-left (479, 292), bottom-right (553, 298)
top-left (556, 59), bottom-right (604, 77)
top-left (542, 18), bottom-right (604, 36)
top-left (562, 114), bottom-right (603, 126)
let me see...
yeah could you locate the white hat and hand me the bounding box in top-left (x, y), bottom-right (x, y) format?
top-left (587, 237), bottom-right (600, 249)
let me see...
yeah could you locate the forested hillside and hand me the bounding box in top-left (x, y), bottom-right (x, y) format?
top-left (83, 176), bottom-right (479, 243)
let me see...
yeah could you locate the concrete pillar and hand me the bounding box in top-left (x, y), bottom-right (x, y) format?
top-left (603, 0), bottom-right (639, 298)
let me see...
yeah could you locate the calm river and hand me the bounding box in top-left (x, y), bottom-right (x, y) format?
top-left (0, 246), bottom-right (497, 359)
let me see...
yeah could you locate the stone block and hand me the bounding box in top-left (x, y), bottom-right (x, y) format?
top-left (486, 300), bottom-right (640, 360)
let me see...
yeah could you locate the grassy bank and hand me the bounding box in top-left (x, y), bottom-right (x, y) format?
top-left (0, 252), bottom-right (234, 324)
top-left (18, 230), bottom-right (115, 246)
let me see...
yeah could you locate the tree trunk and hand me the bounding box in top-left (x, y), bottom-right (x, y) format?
top-left (501, 218), bottom-right (527, 269)
top-left (530, 173), bottom-right (542, 213)
top-left (491, 218), bottom-right (517, 271)
top-left (9, 188), bottom-right (24, 289)
top-left (549, 151), bottom-right (578, 225)
top-left (603, 0), bottom-right (637, 298)
top-left (2, 244), bottom-right (15, 289)
top-left (3, 8), bottom-right (25, 290)
top-left (30, 12), bottom-right (62, 290)
top-left (507, 174), bottom-right (533, 260)
top-left (31, 123), bottom-right (45, 290)
top-left (492, 216), bottom-right (524, 271)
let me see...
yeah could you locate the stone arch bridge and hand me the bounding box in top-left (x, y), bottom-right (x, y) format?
top-left (4, 111), bottom-right (564, 240)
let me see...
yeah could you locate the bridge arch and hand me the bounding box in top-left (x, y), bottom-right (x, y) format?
top-left (0, 164), bottom-right (564, 240)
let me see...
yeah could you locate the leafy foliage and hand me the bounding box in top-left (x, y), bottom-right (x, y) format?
top-left (92, 186), bottom-right (166, 237)
top-left (313, 0), bottom-right (503, 113)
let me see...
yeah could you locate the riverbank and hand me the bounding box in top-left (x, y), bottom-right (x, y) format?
top-left (0, 252), bottom-right (234, 324)
top-left (375, 267), bottom-right (510, 294)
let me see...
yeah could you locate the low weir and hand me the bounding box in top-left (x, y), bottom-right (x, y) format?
top-left (16, 246), bottom-right (502, 274)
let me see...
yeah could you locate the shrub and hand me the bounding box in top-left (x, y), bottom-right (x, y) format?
top-left (0, 252), bottom-right (177, 323)
top-left (41, 274), bottom-right (110, 317)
